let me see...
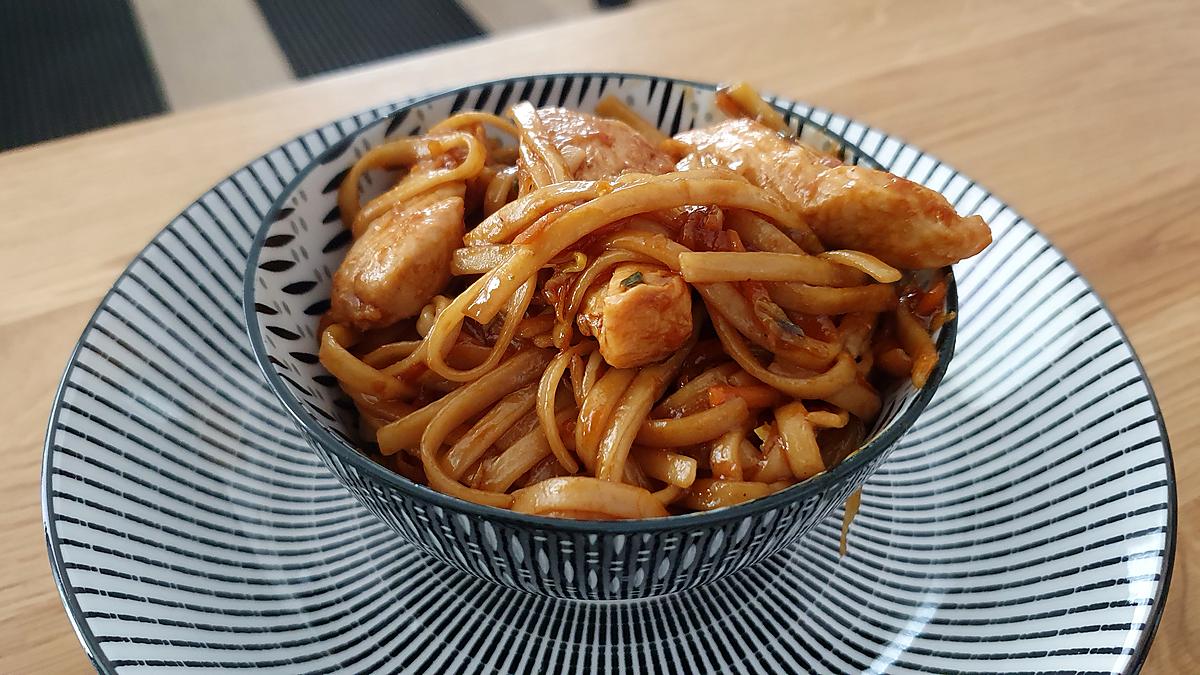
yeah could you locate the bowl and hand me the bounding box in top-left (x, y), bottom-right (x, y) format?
top-left (244, 72), bottom-right (957, 600)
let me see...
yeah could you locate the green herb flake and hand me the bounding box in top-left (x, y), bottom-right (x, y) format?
top-left (620, 271), bottom-right (645, 289)
top-left (776, 318), bottom-right (806, 337)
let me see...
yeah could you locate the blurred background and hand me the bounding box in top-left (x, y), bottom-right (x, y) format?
top-left (0, 0), bottom-right (639, 152)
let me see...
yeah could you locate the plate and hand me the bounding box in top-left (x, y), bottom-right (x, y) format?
top-left (43, 73), bottom-right (1175, 674)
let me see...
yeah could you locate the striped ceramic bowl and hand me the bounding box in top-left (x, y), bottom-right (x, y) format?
top-left (244, 74), bottom-right (956, 600)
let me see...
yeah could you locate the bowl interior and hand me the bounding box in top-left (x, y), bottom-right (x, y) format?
top-left (246, 73), bottom-right (954, 518)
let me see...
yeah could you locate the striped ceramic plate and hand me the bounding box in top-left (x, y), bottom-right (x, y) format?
top-left (43, 73), bottom-right (1175, 674)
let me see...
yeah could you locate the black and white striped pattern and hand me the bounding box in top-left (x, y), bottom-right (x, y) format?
top-left (244, 76), bottom-right (957, 603)
top-left (44, 74), bottom-right (1174, 673)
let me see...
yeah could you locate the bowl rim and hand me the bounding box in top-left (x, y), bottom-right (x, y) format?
top-left (243, 71), bottom-right (959, 534)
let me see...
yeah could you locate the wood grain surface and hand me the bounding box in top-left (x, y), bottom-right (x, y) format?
top-left (1, 0), bottom-right (1194, 672)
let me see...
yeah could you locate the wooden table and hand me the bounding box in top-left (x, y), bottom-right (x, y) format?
top-left (1, 0), bottom-right (1194, 671)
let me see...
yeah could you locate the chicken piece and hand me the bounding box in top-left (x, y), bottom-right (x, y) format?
top-left (803, 165), bottom-right (991, 269)
top-left (578, 263), bottom-right (693, 369)
top-left (532, 107), bottom-right (674, 180)
top-left (676, 118), bottom-right (839, 190)
top-left (330, 195), bottom-right (465, 330)
top-left (674, 119), bottom-right (991, 268)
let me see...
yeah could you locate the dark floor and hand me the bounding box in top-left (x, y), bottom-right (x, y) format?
top-left (0, 0), bottom-right (632, 152)
top-left (256, 0), bottom-right (484, 79)
top-left (0, 0), bottom-right (166, 150)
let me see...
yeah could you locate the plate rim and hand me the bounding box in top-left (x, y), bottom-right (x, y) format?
top-left (41, 70), bottom-right (1177, 675)
top-left (37, 110), bottom-right (386, 675)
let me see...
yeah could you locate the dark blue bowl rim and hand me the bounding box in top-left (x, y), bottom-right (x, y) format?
top-left (243, 71), bottom-right (960, 534)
